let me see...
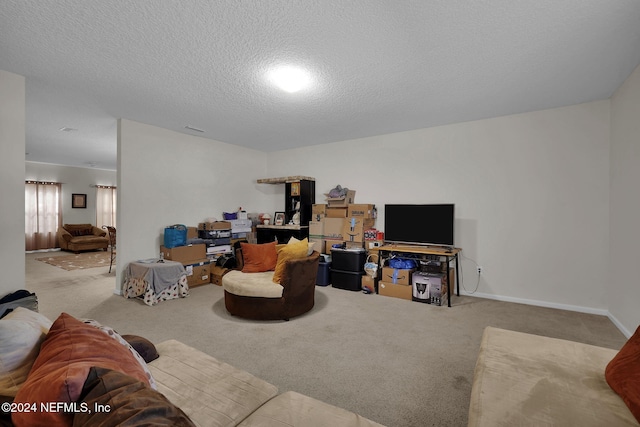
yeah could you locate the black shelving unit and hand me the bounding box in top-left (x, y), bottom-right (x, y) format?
top-left (284, 179), bottom-right (315, 226)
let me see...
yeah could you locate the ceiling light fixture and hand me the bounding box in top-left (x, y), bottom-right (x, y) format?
top-left (184, 125), bottom-right (205, 133)
top-left (59, 127), bottom-right (77, 132)
top-left (268, 65), bottom-right (312, 93)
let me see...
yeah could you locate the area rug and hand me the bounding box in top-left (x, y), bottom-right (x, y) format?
top-left (36, 251), bottom-right (113, 271)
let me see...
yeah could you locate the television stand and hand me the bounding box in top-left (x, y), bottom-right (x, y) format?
top-left (372, 244), bottom-right (461, 307)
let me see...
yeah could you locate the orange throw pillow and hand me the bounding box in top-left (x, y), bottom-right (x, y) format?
top-left (272, 238), bottom-right (309, 284)
top-left (605, 325), bottom-right (640, 423)
top-left (240, 241), bottom-right (278, 273)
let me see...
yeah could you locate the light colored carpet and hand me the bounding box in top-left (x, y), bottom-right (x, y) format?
top-left (24, 252), bottom-right (627, 427)
top-left (35, 250), bottom-right (113, 271)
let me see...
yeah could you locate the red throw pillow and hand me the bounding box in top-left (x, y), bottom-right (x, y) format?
top-left (240, 242), bottom-right (278, 273)
top-left (605, 325), bottom-right (640, 423)
top-left (12, 313), bottom-right (151, 427)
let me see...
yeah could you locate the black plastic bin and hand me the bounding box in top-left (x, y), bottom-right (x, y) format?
top-left (330, 248), bottom-right (366, 272)
top-left (316, 261), bottom-right (331, 286)
top-left (330, 269), bottom-right (364, 291)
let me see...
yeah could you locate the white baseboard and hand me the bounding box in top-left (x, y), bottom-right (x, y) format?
top-left (459, 291), bottom-right (633, 338)
top-left (606, 312), bottom-right (633, 338)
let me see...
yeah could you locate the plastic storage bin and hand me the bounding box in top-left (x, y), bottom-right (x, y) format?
top-left (330, 248), bottom-right (366, 272)
top-left (330, 269), bottom-right (364, 291)
top-left (316, 261), bottom-right (331, 286)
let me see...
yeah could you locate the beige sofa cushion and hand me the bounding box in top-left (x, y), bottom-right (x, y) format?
top-left (238, 391), bottom-right (385, 427)
top-left (149, 340), bottom-right (278, 427)
top-left (468, 327), bottom-right (638, 427)
top-left (222, 270), bottom-right (284, 298)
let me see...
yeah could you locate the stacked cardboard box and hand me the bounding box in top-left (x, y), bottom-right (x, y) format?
top-left (378, 266), bottom-right (416, 300)
top-left (159, 244), bottom-right (210, 288)
top-left (308, 200), bottom-right (378, 254)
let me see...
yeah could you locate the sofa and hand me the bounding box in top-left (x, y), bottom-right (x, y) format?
top-left (1, 309), bottom-right (384, 427)
top-left (468, 326), bottom-right (640, 426)
top-left (56, 223), bottom-right (109, 252)
top-left (222, 240), bottom-right (320, 321)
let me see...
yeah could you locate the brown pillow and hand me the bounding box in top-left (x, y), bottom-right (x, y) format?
top-left (73, 366), bottom-right (195, 427)
top-left (122, 334), bottom-right (159, 363)
top-left (12, 313), bottom-right (151, 427)
top-left (70, 228), bottom-right (92, 237)
top-left (240, 242), bottom-right (278, 273)
top-left (605, 325), bottom-right (640, 423)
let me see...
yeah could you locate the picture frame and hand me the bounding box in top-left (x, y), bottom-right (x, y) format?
top-left (72, 193), bottom-right (87, 209)
top-left (274, 212), bottom-right (285, 226)
top-left (290, 181), bottom-right (300, 196)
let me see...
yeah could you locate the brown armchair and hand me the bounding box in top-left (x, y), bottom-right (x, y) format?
top-left (223, 250), bottom-right (320, 321)
top-left (57, 224), bottom-right (109, 253)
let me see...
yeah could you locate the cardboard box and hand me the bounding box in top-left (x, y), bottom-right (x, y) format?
top-left (229, 219), bottom-right (252, 233)
top-left (326, 190), bottom-right (356, 207)
top-left (312, 204), bottom-right (327, 221)
top-left (160, 244), bottom-right (206, 264)
top-left (210, 265), bottom-right (230, 286)
top-left (309, 221), bottom-right (324, 237)
top-left (342, 218), bottom-right (376, 243)
top-left (326, 207), bottom-right (348, 218)
top-left (378, 281), bottom-right (412, 300)
top-left (361, 275), bottom-right (376, 293)
top-left (184, 259), bottom-right (211, 287)
top-left (412, 271), bottom-right (449, 305)
top-left (381, 267), bottom-right (415, 286)
top-left (187, 227), bottom-right (198, 239)
top-left (309, 237), bottom-right (324, 254)
top-left (206, 245), bottom-right (232, 255)
top-left (198, 221), bottom-right (232, 230)
top-left (322, 218), bottom-right (345, 240)
top-left (347, 204), bottom-right (376, 219)
top-left (325, 240), bottom-right (343, 253)
top-left (344, 241), bottom-right (364, 250)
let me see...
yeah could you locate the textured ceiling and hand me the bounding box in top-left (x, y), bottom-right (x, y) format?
top-left (2, 0), bottom-right (640, 171)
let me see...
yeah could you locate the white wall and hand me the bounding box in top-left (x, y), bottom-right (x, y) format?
top-left (116, 119), bottom-right (271, 291)
top-left (0, 70), bottom-right (26, 297)
top-left (610, 63), bottom-right (640, 337)
top-left (25, 162), bottom-right (116, 226)
top-left (267, 101), bottom-right (611, 313)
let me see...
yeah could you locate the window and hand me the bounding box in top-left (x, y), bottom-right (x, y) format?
top-left (96, 185), bottom-right (117, 230)
top-left (25, 181), bottom-right (61, 251)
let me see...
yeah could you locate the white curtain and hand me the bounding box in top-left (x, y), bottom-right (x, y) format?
top-left (25, 181), bottom-right (62, 251)
top-left (96, 186), bottom-right (117, 230)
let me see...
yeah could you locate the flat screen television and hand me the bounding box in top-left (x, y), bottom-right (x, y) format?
top-left (384, 204), bottom-right (455, 247)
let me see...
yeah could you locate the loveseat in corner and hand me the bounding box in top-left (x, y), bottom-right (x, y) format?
top-left (56, 223), bottom-right (109, 252)
top-left (468, 326), bottom-right (640, 426)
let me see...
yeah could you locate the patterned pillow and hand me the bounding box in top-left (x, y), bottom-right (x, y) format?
top-left (81, 319), bottom-right (157, 390)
